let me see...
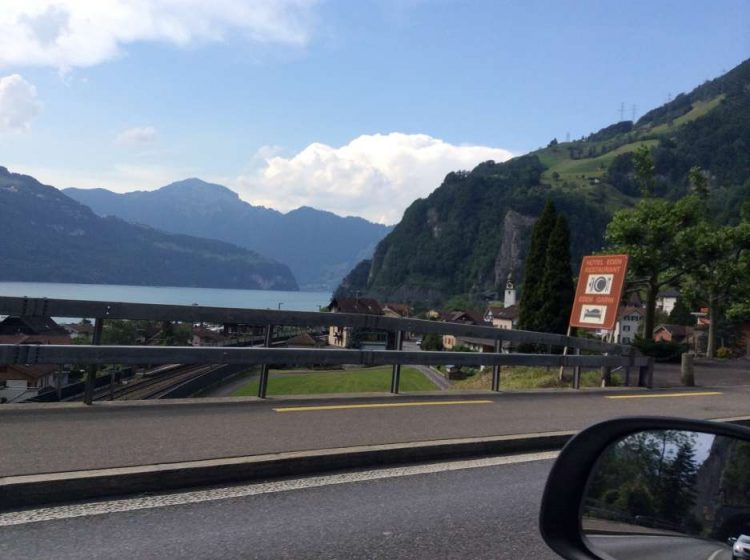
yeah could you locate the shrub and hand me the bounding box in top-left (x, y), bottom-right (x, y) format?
top-left (634, 338), bottom-right (689, 363)
top-left (716, 347), bottom-right (733, 359)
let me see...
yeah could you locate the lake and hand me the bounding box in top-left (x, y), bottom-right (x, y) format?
top-left (0, 282), bottom-right (331, 312)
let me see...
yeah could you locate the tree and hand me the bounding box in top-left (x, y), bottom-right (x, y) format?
top-left (518, 200), bottom-right (557, 331)
top-left (538, 215), bottom-right (575, 335)
top-left (688, 166), bottom-right (709, 199)
top-left (605, 196), bottom-right (703, 340)
top-left (421, 333), bottom-right (443, 351)
top-left (669, 297), bottom-right (695, 326)
top-left (633, 144), bottom-right (656, 197)
top-left (680, 221), bottom-right (750, 356)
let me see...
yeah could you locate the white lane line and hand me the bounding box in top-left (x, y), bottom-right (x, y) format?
top-left (707, 548), bottom-right (725, 560)
top-left (0, 451), bottom-right (558, 527)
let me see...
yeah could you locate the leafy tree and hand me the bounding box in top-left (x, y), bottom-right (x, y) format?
top-left (518, 200), bottom-right (557, 330)
top-left (669, 297), bottom-right (695, 326)
top-left (605, 196), bottom-right (703, 339)
top-left (538, 215), bottom-right (575, 335)
top-left (633, 144), bottom-right (655, 197)
top-left (586, 430), bottom-right (700, 529)
top-left (421, 333), bottom-right (443, 351)
top-left (444, 294), bottom-right (476, 312)
top-left (688, 166), bottom-right (709, 199)
top-left (680, 221), bottom-right (750, 356)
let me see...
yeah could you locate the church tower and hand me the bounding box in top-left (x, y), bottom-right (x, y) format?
top-left (504, 273), bottom-right (516, 307)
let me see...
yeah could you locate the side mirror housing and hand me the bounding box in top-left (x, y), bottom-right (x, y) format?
top-left (539, 417), bottom-right (750, 559)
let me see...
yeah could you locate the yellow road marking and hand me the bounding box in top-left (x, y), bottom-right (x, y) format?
top-left (606, 391), bottom-right (722, 400)
top-left (273, 400), bottom-right (494, 413)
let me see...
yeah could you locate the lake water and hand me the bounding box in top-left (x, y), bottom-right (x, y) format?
top-left (0, 282), bottom-right (331, 312)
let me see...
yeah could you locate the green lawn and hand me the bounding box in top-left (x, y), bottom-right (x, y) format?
top-left (451, 367), bottom-right (623, 390)
top-left (231, 366), bottom-right (437, 396)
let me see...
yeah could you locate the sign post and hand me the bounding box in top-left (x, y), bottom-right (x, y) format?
top-left (561, 254), bottom-right (629, 384)
top-left (570, 254), bottom-right (629, 331)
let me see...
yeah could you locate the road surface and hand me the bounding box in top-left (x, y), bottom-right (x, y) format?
top-left (0, 453), bottom-right (562, 559)
top-left (3, 386), bottom-right (750, 477)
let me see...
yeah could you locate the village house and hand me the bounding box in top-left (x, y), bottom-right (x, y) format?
top-left (656, 288), bottom-right (680, 315)
top-left (483, 305), bottom-right (519, 330)
top-left (0, 316), bottom-right (72, 392)
top-left (191, 326), bottom-right (227, 347)
top-left (611, 307), bottom-right (644, 344)
top-left (383, 303), bottom-right (411, 318)
top-left (63, 321), bottom-right (95, 342)
top-left (0, 364), bottom-right (62, 390)
top-left (441, 310), bottom-right (489, 350)
top-left (0, 316), bottom-right (72, 345)
top-left (328, 297), bottom-right (385, 349)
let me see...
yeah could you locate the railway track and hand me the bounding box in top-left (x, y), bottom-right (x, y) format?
top-left (94, 364), bottom-right (223, 401)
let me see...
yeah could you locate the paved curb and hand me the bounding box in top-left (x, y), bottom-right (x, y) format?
top-left (1, 430), bottom-right (574, 510)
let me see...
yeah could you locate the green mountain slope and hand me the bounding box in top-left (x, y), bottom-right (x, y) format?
top-left (337, 58), bottom-right (750, 305)
top-left (0, 168), bottom-right (298, 290)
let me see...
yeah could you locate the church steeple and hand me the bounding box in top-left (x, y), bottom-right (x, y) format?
top-left (504, 273), bottom-right (516, 307)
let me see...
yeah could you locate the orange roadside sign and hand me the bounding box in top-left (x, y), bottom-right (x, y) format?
top-left (569, 254), bottom-right (629, 331)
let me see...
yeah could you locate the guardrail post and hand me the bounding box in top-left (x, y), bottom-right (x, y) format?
top-left (491, 339), bottom-right (501, 392)
top-left (681, 352), bottom-right (695, 387)
top-left (573, 347), bottom-right (581, 389)
top-left (638, 357), bottom-right (654, 388)
top-left (257, 324), bottom-right (273, 398)
top-left (83, 318), bottom-right (104, 405)
top-left (109, 366), bottom-right (117, 401)
top-left (390, 330), bottom-right (404, 394)
top-left (601, 365), bottom-right (612, 387)
top-left (624, 358), bottom-right (632, 387)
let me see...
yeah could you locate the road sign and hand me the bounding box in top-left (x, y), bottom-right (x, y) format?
top-left (569, 254), bottom-right (629, 331)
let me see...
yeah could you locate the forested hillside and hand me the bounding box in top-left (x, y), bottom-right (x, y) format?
top-left (0, 168), bottom-right (298, 290)
top-left (337, 58), bottom-right (750, 305)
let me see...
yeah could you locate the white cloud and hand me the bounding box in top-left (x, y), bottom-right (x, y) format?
top-left (233, 133), bottom-right (513, 224)
top-left (0, 1), bottom-right (319, 70)
top-left (0, 74), bottom-right (42, 133)
top-left (116, 126), bottom-right (158, 147)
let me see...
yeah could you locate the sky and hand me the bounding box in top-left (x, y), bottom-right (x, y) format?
top-left (0, 0), bottom-right (748, 224)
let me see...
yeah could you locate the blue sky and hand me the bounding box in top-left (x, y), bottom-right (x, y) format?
top-left (0, 0), bottom-right (748, 223)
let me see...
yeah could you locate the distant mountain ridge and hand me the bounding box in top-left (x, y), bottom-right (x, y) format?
top-left (0, 168), bottom-right (298, 291)
top-left (336, 58), bottom-right (750, 305)
top-left (65, 179), bottom-right (392, 290)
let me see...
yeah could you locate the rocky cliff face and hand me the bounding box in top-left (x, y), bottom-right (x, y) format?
top-left (493, 209), bottom-right (536, 289)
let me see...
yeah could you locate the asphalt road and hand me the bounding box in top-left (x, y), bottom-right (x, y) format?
top-left (589, 535), bottom-right (731, 560)
top-left (0, 453), bottom-right (561, 560)
top-left (3, 386), bottom-right (750, 477)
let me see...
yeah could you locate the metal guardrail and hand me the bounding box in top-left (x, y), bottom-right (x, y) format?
top-left (0, 296), bottom-right (630, 353)
top-left (0, 296), bottom-right (651, 403)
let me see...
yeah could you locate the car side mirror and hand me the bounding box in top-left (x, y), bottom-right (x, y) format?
top-left (539, 417), bottom-right (750, 559)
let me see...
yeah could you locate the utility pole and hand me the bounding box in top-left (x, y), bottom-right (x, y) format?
top-left (619, 102), bottom-right (625, 122)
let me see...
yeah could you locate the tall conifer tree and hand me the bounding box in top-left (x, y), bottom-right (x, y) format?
top-left (518, 200), bottom-right (557, 330)
top-left (539, 215), bottom-right (575, 334)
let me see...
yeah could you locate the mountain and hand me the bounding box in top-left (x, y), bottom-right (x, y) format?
top-left (64, 179), bottom-right (392, 291)
top-left (336, 58), bottom-right (750, 305)
top-left (0, 168), bottom-right (298, 290)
